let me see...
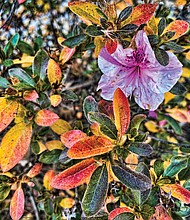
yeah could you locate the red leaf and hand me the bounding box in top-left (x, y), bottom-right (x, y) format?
top-left (10, 187), bottom-right (25, 220)
top-left (98, 100), bottom-right (114, 120)
top-left (51, 158), bottom-right (98, 189)
top-left (150, 205), bottom-right (172, 220)
top-left (105, 39), bottom-right (118, 54)
top-left (35, 109), bottom-right (59, 126)
top-left (60, 130), bottom-right (87, 148)
top-left (109, 207), bottom-right (133, 220)
top-left (23, 90), bottom-right (39, 101)
top-left (113, 88), bottom-right (130, 137)
top-left (68, 136), bottom-right (114, 159)
top-left (26, 163), bottom-right (42, 178)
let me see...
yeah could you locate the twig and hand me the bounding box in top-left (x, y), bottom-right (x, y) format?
top-left (29, 188), bottom-right (40, 220)
top-left (67, 80), bottom-right (94, 91)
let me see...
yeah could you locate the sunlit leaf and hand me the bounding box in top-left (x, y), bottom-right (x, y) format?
top-left (26, 163), bottom-right (42, 178)
top-left (109, 207), bottom-right (133, 220)
top-left (106, 39), bottom-right (118, 54)
top-left (50, 119), bottom-right (72, 135)
top-left (50, 94), bottom-right (62, 107)
top-left (94, 36), bottom-right (105, 58)
top-left (45, 140), bottom-right (64, 151)
top-left (82, 164), bottom-right (108, 216)
top-left (161, 184), bottom-right (190, 204)
top-left (13, 55), bottom-right (34, 67)
top-left (164, 92), bottom-right (176, 104)
top-left (51, 158), bottom-right (98, 189)
top-left (60, 198), bottom-right (75, 209)
top-left (0, 122), bottom-right (32, 172)
top-left (0, 98), bottom-right (18, 132)
top-left (162, 20), bottom-right (189, 41)
top-left (144, 120), bottom-right (159, 133)
top-left (113, 88), bottom-right (130, 137)
top-left (59, 46), bottom-right (76, 64)
top-left (23, 90), bottom-right (39, 102)
top-left (43, 170), bottom-right (55, 191)
top-left (35, 109), bottom-right (59, 126)
top-left (68, 2), bottom-right (101, 25)
top-left (121, 3), bottom-right (158, 27)
top-left (10, 187), bottom-right (25, 220)
top-left (47, 59), bottom-right (62, 85)
top-left (68, 136), bottom-right (114, 159)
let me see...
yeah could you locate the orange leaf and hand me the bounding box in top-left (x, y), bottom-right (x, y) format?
top-left (47, 59), bottom-right (62, 85)
top-left (50, 94), bottom-right (62, 107)
top-left (60, 130), bottom-right (87, 148)
top-left (59, 47), bottom-right (76, 64)
top-left (109, 207), bottom-right (133, 220)
top-left (35, 109), bottom-right (59, 126)
top-left (121, 4), bottom-right (158, 26)
top-left (26, 163), bottom-right (42, 178)
top-left (10, 187), bottom-right (25, 220)
top-left (68, 136), bottom-right (114, 159)
top-left (51, 158), bottom-right (98, 189)
top-left (150, 205), bottom-right (172, 220)
top-left (68, 2), bottom-right (101, 25)
top-left (113, 88), bottom-right (130, 137)
top-left (23, 90), bottom-right (39, 101)
top-left (161, 184), bottom-right (190, 204)
top-left (166, 108), bottom-right (190, 123)
top-left (106, 39), bottom-right (118, 54)
top-left (162, 20), bottom-right (189, 40)
top-left (0, 122), bottom-right (32, 172)
top-left (98, 100), bottom-right (114, 120)
top-left (43, 170), bottom-right (55, 190)
top-left (0, 98), bottom-right (18, 132)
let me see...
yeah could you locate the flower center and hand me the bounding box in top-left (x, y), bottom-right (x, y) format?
top-left (133, 48), bottom-right (145, 64)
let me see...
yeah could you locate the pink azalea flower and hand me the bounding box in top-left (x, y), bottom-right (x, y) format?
top-left (97, 30), bottom-right (183, 110)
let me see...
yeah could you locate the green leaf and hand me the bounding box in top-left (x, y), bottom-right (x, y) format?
top-left (86, 25), bottom-right (103, 37)
top-left (165, 115), bottom-right (182, 135)
top-left (154, 48), bottom-right (169, 66)
top-left (61, 90), bottom-right (79, 102)
top-left (176, 206), bottom-right (190, 217)
top-left (44, 199), bottom-right (54, 216)
top-left (0, 47), bottom-right (6, 60)
top-left (8, 68), bottom-right (36, 89)
top-left (130, 114), bottom-right (146, 131)
top-left (154, 159), bottom-right (164, 178)
top-left (128, 142), bottom-right (153, 156)
top-left (2, 59), bottom-right (13, 67)
top-left (158, 18), bottom-right (166, 35)
top-left (170, 81), bottom-right (187, 95)
top-left (95, 8), bottom-right (108, 20)
top-left (39, 150), bottom-right (62, 164)
top-left (0, 76), bottom-right (10, 88)
top-left (145, 186), bottom-right (159, 207)
top-left (62, 34), bottom-right (87, 48)
top-left (32, 49), bottom-right (49, 80)
top-left (0, 184), bottom-right (11, 201)
top-left (178, 163), bottom-right (190, 181)
top-left (0, 175), bottom-right (12, 184)
top-left (163, 156), bottom-right (188, 177)
top-left (88, 112), bottom-right (118, 139)
top-left (17, 41), bottom-right (35, 55)
top-left (4, 33), bottom-right (20, 56)
top-left (82, 164), bottom-right (108, 217)
top-left (165, 42), bottom-right (184, 53)
top-left (117, 6), bottom-right (133, 22)
top-left (113, 213), bottom-right (135, 220)
top-left (170, 212), bottom-right (183, 220)
top-left (119, 24), bottom-right (138, 35)
top-left (83, 96), bottom-right (98, 122)
top-left (140, 204), bottom-right (155, 220)
top-left (112, 165), bottom-right (151, 191)
top-left (148, 35), bottom-right (160, 45)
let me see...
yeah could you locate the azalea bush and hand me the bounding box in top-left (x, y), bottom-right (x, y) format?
top-left (0, 0), bottom-right (190, 219)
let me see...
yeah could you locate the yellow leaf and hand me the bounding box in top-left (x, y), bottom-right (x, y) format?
top-left (185, 93), bottom-right (190, 100)
top-left (43, 170), bottom-right (55, 190)
top-left (45, 140), bottom-right (64, 151)
top-left (147, 16), bottom-right (158, 35)
top-left (94, 36), bottom-right (105, 58)
top-left (0, 122), bottom-right (32, 172)
top-left (37, 141), bottom-right (47, 154)
top-left (59, 47), bottom-right (76, 64)
top-left (125, 153), bottom-right (138, 170)
top-left (14, 103), bottom-right (27, 124)
top-left (186, 51), bottom-right (190, 61)
top-left (176, 0), bottom-right (186, 6)
top-left (164, 92), bottom-right (176, 104)
top-left (50, 94), bottom-right (62, 107)
top-left (0, 98), bottom-right (19, 132)
top-left (144, 120), bottom-right (159, 133)
top-left (182, 67), bottom-right (190, 78)
top-left (166, 107), bottom-right (190, 123)
top-left (47, 59), bottom-right (62, 85)
top-left (60, 198), bottom-right (75, 209)
top-left (13, 54), bottom-right (34, 67)
top-left (68, 2), bottom-right (101, 25)
top-left (50, 119), bottom-right (72, 135)
top-left (167, 136), bottom-right (178, 143)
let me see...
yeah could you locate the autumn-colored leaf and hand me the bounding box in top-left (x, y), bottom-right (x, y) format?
top-left (68, 136), bottom-right (114, 159)
top-left (90, 122), bottom-right (104, 136)
top-left (150, 205), bottom-right (172, 220)
top-left (59, 46), bottom-right (76, 64)
top-left (98, 100), bottom-right (114, 120)
top-left (94, 36), bottom-right (105, 58)
top-left (35, 109), bottom-right (59, 126)
top-left (68, 2), bottom-right (101, 25)
top-left (0, 122), bottom-right (32, 172)
top-left (166, 108), bottom-right (190, 123)
top-left (13, 54), bottom-right (34, 67)
top-left (43, 170), bottom-right (55, 191)
top-left (0, 98), bottom-right (18, 132)
top-left (164, 92), bottom-right (176, 104)
top-left (113, 88), bottom-right (130, 137)
top-left (162, 20), bottom-right (189, 41)
top-left (61, 130), bottom-right (87, 148)
top-left (161, 184), bottom-right (190, 204)
top-left (144, 120), bottom-right (159, 133)
top-left (60, 198), bottom-right (75, 209)
top-left (26, 163), bottom-right (42, 178)
top-left (10, 187), bottom-right (25, 220)
top-left (121, 3), bottom-right (158, 27)
top-left (23, 90), bottom-right (39, 102)
top-left (45, 140), bottom-right (64, 151)
top-left (105, 39), bottom-right (118, 54)
top-left (51, 158), bottom-right (98, 189)
top-left (50, 94), bottom-right (62, 107)
top-left (14, 104), bottom-right (27, 124)
top-left (186, 51), bottom-right (190, 61)
top-left (109, 207), bottom-right (133, 220)
top-left (50, 119), bottom-right (71, 135)
top-left (47, 59), bottom-right (62, 85)
top-left (17, 0), bottom-right (26, 4)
